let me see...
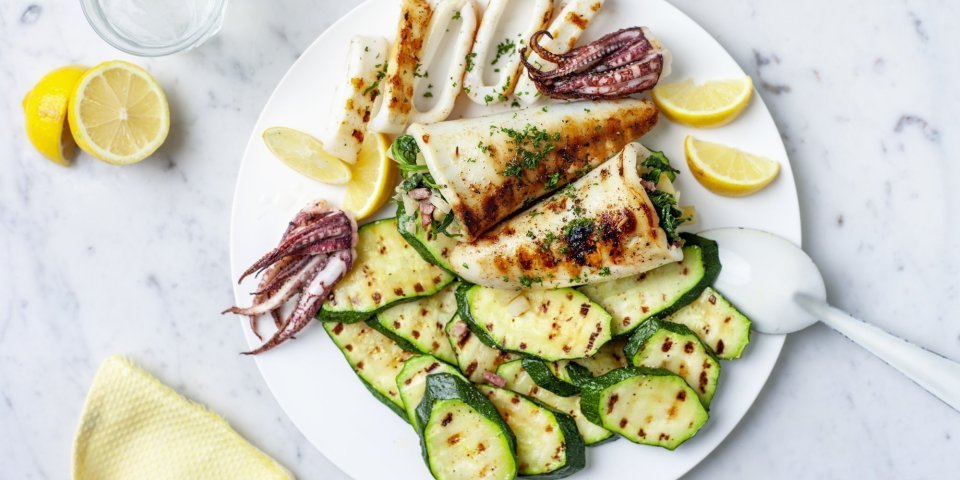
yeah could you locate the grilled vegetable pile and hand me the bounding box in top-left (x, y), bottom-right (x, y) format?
top-left (319, 219), bottom-right (752, 479)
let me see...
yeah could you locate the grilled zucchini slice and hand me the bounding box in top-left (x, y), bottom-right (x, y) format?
top-left (324, 321), bottom-right (413, 419)
top-left (625, 320), bottom-right (721, 406)
top-left (397, 200), bottom-right (457, 272)
top-left (580, 233), bottom-right (720, 336)
top-left (580, 367), bottom-right (708, 450)
top-left (521, 358), bottom-right (580, 397)
top-left (397, 355), bottom-right (467, 429)
top-left (457, 284), bottom-right (613, 361)
top-left (478, 386), bottom-right (585, 479)
top-left (560, 338), bottom-right (630, 388)
top-left (496, 360), bottom-right (614, 446)
top-left (445, 314), bottom-right (517, 383)
top-left (319, 217), bottom-right (456, 323)
top-left (665, 287), bottom-right (751, 359)
top-left (416, 374), bottom-right (517, 480)
top-left (372, 282), bottom-right (459, 364)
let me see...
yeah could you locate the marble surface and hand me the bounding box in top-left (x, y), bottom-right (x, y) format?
top-left (1, 0), bottom-right (958, 478)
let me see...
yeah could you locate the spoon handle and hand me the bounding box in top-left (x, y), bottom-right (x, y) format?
top-left (795, 293), bottom-right (960, 413)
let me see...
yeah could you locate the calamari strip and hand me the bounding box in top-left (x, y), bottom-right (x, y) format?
top-left (319, 35), bottom-right (389, 164)
top-left (409, 0), bottom-right (479, 124)
top-left (462, 0), bottom-right (552, 105)
top-left (368, 0), bottom-right (435, 134)
top-left (514, 0), bottom-right (606, 104)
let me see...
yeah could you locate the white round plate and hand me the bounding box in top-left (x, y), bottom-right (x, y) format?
top-left (230, 1), bottom-right (799, 478)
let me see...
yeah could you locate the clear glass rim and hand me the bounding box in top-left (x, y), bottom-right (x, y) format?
top-left (78, 0), bottom-right (228, 57)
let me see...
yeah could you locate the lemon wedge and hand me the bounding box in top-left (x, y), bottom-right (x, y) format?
top-left (68, 60), bottom-right (170, 165)
top-left (263, 127), bottom-right (352, 184)
top-left (684, 136), bottom-right (779, 196)
top-left (23, 65), bottom-right (88, 165)
top-left (343, 131), bottom-right (396, 220)
top-left (653, 77), bottom-right (753, 127)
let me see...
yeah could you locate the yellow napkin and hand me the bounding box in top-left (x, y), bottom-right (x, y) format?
top-left (74, 356), bottom-right (294, 480)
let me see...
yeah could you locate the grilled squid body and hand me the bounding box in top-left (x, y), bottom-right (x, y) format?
top-left (319, 35), bottom-right (389, 164)
top-left (514, 0), bottom-right (606, 104)
top-left (462, 0), bottom-right (553, 105)
top-left (450, 143), bottom-right (683, 289)
top-left (407, 98), bottom-right (658, 241)
top-left (369, 0), bottom-right (478, 134)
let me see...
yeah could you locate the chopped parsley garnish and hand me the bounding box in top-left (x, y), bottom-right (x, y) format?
top-left (563, 217), bottom-right (595, 237)
top-left (545, 172), bottom-right (561, 189)
top-left (477, 141), bottom-right (490, 153)
top-left (510, 99), bottom-right (521, 108)
top-left (495, 124), bottom-right (561, 178)
top-left (362, 63), bottom-right (388, 96)
top-left (423, 91), bottom-right (433, 98)
top-left (519, 275), bottom-right (542, 288)
top-left (598, 266), bottom-right (611, 276)
top-left (452, 11), bottom-right (461, 20)
top-left (464, 51), bottom-right (478, 72)
top-left (484, 94), bottom-right (494, 104)
top-left (491, 39), bottom-right (516, 65)
top-left (413, 63), bottom-right (429, 78)
top-left (539, 231), bottom-right (556, 251)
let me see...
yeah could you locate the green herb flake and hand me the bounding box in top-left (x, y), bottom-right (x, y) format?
top-left (519, 275), bottom-right (542, 288)
top-left (491, 39), bottom-right (516, 65)
top-left (465, 52), bottom-right (478, 72)
top-left (495, 124), bottom-right (560, 179)
top-left (545, 172), bottom-right (561, 189)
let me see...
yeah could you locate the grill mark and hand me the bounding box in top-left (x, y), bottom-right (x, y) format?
top-left (607, 394), bottom-right (619, 414)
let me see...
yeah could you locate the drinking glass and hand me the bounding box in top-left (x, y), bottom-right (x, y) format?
top-left (79, 0), bottom-right (228, 56)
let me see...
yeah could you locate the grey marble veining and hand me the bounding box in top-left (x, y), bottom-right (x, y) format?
top-left (1, 0), bottom-right (958, 478)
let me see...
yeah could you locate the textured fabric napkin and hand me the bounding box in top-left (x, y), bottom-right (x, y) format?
top-left (73, 355), bottom-right (293, 480)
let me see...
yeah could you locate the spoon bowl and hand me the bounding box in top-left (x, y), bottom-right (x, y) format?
top-left (701, 228), bottom-right (826, 334)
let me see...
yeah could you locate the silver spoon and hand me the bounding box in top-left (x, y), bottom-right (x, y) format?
top-left (701, 227), bottom-right (960, 412)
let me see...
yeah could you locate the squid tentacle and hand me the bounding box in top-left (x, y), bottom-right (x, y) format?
top-left (224, 201), bottom-right (358, 354)
top-left (522, 25), bottom-right (667, 100)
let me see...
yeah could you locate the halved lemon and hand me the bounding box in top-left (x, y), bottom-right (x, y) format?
top-left (343, 131), bottom-right (396, 220)
top-left (653, 77), bottom-right (753, 127)
top-left (684, 136), bottom-right (779, 196)
top-left (23, 65), bottom-right (88, 165)
top-left (263, 127), bottom-right (352, 184)
top-left (68, 60), bottom-right (170, 165)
